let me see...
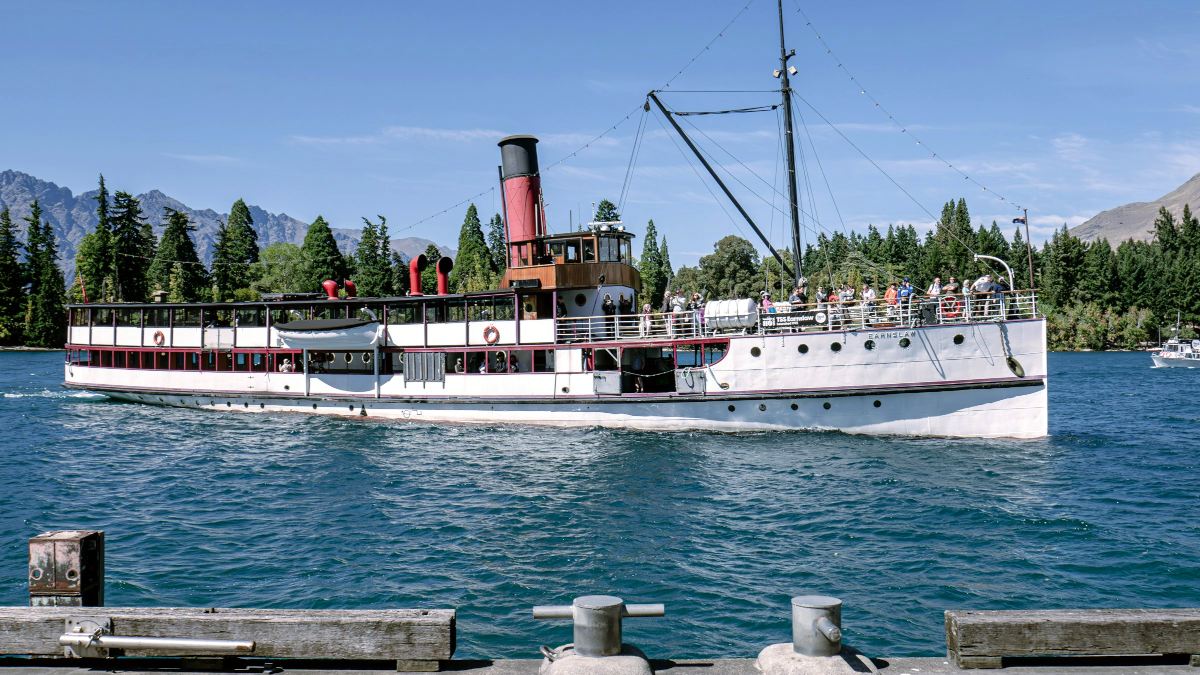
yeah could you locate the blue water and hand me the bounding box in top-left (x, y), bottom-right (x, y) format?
top-left (1, 351), bottom-right (1197, 658)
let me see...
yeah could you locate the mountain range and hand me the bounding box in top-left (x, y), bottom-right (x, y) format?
top-left (0, 170), bottom-right (452, 281)
top-left (1070, 172), bottom-right (1200, 244)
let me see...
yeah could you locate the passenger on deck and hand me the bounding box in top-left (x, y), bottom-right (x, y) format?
top-left (601, 293), bottom-right (617, 338)
top-left (884, 283), bottom-right (898, 319)
top-left (454, 357), bottom-right (465, 374)
top-left (279, 358), bottom-right (294, 372)
top-left (926, 277), bottom-right (942, 296)
top-left (556, 298), bottom-right (568, 318)
top-left (760, 291), bottom-right (775, 313)
top-left (943, 276), bottom-right (960, 294)
top-left (640, 303), bottom-right (653, 337)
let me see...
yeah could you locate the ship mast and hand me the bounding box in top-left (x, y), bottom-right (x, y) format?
top-left (775, 0), bottom-right (804, 284)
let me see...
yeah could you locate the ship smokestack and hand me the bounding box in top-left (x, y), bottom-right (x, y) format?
top-left (498, 135), bottom-right (546, 267)
top-left (436, 256), bottom-right (454, 295)
top-left (409, 254), bottom-right (428, 296)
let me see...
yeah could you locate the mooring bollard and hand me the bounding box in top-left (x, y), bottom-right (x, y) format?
top-left (756, 594), bottom-right (865, 675)
top-left (29, 531), bottom-right (104, 607)
top-left (532, 595), bottom-right (664, 674)
top-left (792, 595), bottom-right (842, 657)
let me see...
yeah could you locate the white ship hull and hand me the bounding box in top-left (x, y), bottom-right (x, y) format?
top-left (64, 318), bottom-right (1049, 439)
top-left (1151, 354), bottom-right (1199, 368)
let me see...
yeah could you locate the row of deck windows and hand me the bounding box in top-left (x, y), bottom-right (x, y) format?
top-left (71, 296), bottom-right (522, 329)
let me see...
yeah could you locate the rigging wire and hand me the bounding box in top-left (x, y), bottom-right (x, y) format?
top-left (672, 105), bottom-right (780, 116)
top-left (650, 112), bottom-right (744, 240)
top-left (790, 1), bottom-right (1024, 213)
top-left (618, 107), bottom-right (649, 213)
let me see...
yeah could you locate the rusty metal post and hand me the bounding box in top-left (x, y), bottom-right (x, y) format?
top-left (29, 530), bottom-right (104, 607)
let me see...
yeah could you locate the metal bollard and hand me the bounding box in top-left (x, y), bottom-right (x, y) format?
top-left (29, 531), bottom-right (104, 607)
top-left (533, 595), bottom-right (664, 657)
top-left (791, 595), bottom-right (842, 657)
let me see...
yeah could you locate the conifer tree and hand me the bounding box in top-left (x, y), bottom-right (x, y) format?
top-left (486, 213), bottom-right (507, 273)
top-left (109, 191), bottom-right (153, 302)
top-left (638, 220), bottom-right (664, 304)
top-left (300, 215), bottom-right (347, 291)
top-left (389, 251), bottom-right (410, 296)
top-left (593, 199), bottom-right (620, 223)
top-left (71, 175), bottom-right (116, 302)
top-left (419, 243), bottom-right (441, 293)
top-left (659, 236), bottom-right (674, 292)
top-left (0, 208), bottom-right (24, 345)
top-left (22, 202), bottom-right (66, 347)
top-left (212, 199), bottom-right (260, 299)
top-left (355, 216), bottom-right (395, 296)
top-left (148, 208), bottom-right (207, 302)
top-left (449, 204), bottom-right (495, 293)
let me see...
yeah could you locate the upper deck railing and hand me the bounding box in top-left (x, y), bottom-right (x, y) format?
top-left (555, 290), bottom-right (1038, 344)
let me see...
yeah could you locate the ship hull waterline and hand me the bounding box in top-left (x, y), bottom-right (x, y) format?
top-left (66, 379), bottom-right (1048, 439)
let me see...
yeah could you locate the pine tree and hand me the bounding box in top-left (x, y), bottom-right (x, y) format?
top-left (300, 215), bottom-right (347, 291)
top-left (22, 202), bottom-right (66, 347)
top-left (419, 243), bottom-right (441, 293)
top-left (449, 204), bottom-right (495, 293)
top-left (638, 220), bottom-right (664, 304)
top-left (72, 175), bottom-right (116, 303)
top-left (659, 236), bottom-right (674, 292)
top-left (1153, 206), bottom-right (1179, 253)
top-left (355, 216), bottom-right (395, 296)
top-left (390, 251), bottom-right (410, 296)
top-left (212, 198), bottom-right (260, 299)
top-left (486, 213), bottom-right (507, 273)
top-left (0, 208), bottom-right (24, 345)
top-left (593, 199), bottom-right (620, 223)
top-left (109, 191), bottom-right (153, 301)
top-left (148, 208), bottom-right (207, 302)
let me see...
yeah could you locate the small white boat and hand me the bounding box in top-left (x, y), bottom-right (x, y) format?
top-left (275, 319), bottom-right (380, 350)
top-left (1152, 337), bottom-right (1200, 368)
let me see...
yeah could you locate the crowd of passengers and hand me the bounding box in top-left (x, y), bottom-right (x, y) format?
top-left (561, 273), bottom-right (1013, 339)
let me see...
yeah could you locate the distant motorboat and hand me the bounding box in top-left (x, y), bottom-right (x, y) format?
top-left (1152, 336), bottom-right (1200, 368)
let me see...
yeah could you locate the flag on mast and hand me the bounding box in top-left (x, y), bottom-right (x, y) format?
top-left (1013, 216), bottom-right (1027, 224)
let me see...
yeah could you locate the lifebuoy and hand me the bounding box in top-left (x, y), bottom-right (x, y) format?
top-left (940, 295), bottom-right (960, 318)
top-left (483, 324), bottom-right (500, 345)
top-left (153, 330), bottom-right (166, 346)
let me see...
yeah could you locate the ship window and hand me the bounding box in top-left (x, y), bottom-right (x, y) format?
top-left (236, 308), bottom-right (265, 327)
top-left (147, 308), bottom-right (170, 327)
top-left (676, 343), bottom-right (702, 367)
top-left (115, 309), bottom-right (140, 327)
top-left (171, 352), bottom-right (185, 370)
top-left (582, 238), bottom-right (596, 262)
top-left (705, 342), bottom-right (729, 364)
top-left (387, 304), bottom-right (420, 324)
top-left (312, 304), bottom-right (343, 321)
top-left (622, 240), bottom-right (632, 263)
top-left (93, 308), bottom-right (113, 327)
top-left (899, 337), bottom-right (911, 348)
top-left (565, 240), bottom-right (580, 263)
top-left (156, 352), bottom-right (170, 370)
top-left (494, 297), bottom-right (514, 321)
top-left (188, 352), bottom-right (201, 370)
top-left (209, 309), bottom-right (234, 327)
top-left (864, 339), bottom-right (875, 351)
top-left (70, 308), bottom-right (89, 327)
top-left (424, 300), bottom-right (446, 323)
top-left (467, 298), bottom-right (493, 322)
top-left (574, 293), bottom-right (587, 307)
top-left (113, 351), bottom-right (126, 368)
top-left (174, 307), bottom-right (202, 327)
top-left (252, 353), bottom-right (267, 372)
top-left (446, 300), bottom-right (466, 322)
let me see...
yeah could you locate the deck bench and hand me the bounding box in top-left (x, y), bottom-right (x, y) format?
top-left (946, 608), bottom-right (1200, 669)
top-left (0, 606), bottom-right (455, 672)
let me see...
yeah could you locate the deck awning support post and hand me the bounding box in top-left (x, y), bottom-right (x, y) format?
top-left (302, 348), bottom-right (310, 397)
top-left (373, 345), bottom-right (380, 399)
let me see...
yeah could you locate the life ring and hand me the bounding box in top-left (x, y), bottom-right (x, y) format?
top-left (483, 324), bottom-right (500, 345)
top-left (940, 295), bottom-right (960, 318)
top-left (153, 330), bottom-right (166, 346)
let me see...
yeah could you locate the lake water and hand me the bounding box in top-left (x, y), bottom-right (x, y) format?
top-left (0, 351), bottom-right (1197, 658)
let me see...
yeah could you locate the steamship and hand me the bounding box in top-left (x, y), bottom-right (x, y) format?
top-left (62, 6), bottom-right (1049, 438)
top-left (63, 135), bottom-right (1047, 437)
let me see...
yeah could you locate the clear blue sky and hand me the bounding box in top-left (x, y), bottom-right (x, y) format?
top-left (5, 1), bottom-right (1199, 265)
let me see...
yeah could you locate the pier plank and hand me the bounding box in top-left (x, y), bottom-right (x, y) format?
top-left (0, 607), bottom-right (454, 662)
top-left (946, 608), bottom-right (1200, 668)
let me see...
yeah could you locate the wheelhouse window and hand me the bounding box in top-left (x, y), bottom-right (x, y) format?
top-left (388, 304), bottom-right (420, 324)
top-left (92, 308), bottom-right (113, 327)
top-left (70, 308), bottom-right (89, 327)
top-left (271, 307), bottom-right (307, 325)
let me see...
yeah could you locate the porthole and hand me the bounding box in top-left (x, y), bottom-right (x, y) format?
top-left (798, 344), bottom-right (809, 354)
top-left (864, 339), bottom-right (876, 351)
top-left (728, 404), bottom-right (736, 412)
top-left (259, 403), bottom-right (265, 409)
top-left (823, 402), bottom-right (831, 410)
top-left (758, 403), bottom-right (766, 412)
top-left (574, 293), bottom-right (587, 307)
top-left (524, 302), bottom-right (534, 313)
top-left (344, 353), bottom-right (353, 364)
top-left (899, 337), bottom-right (911, 348)
top-left (363, 352), bottom-right (372, 364)
top-left (830, 342), bottom-right (842, 352)
top-left (243, 402), bottom-right (248, 408)
top-left (790, 403), bottom-right (798, 410)
top-left (284, 385), bottom-right (290, 391)
top-left (873, 400), bottom-right (882, 408)
top-left (312, 403), bottom-right (318, 409)
top-left (348, 404), bottom-right (355, 411)
top-left (562, 386), bottom-right (570, 393)
top-left (751, 347), bottom-right (762, 357)
top-left (953, 334), bottom-right (964, 345)
top-left (226, 401), bottom-right (231, 407)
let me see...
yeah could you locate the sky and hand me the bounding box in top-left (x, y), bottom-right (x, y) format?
top-left (4, 1), bottom-right (1200, 266)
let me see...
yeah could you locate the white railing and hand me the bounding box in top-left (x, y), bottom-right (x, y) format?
top-left (556, 291), bottom-right (1039, 343)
